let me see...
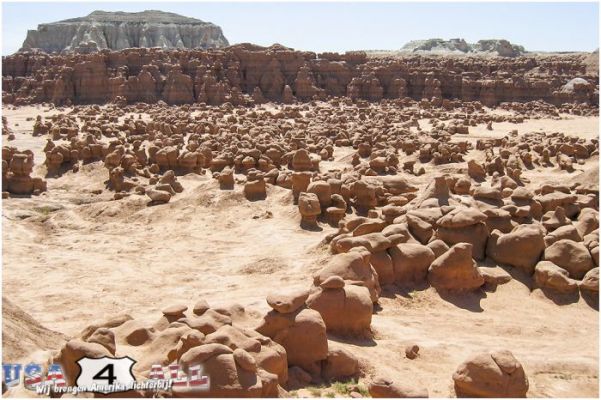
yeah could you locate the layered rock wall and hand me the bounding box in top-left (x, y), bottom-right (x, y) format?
top-left (20, 10), bottom-right (229, 53)
top-left (2, 44), bottom-right (598, 106)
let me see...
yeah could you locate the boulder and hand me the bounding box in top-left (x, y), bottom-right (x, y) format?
top-left (333, 232), bottom-right (392, 254)
top-left (266, 289), bottom-right (309, 314)
top-left (298, 191), bottom-right (322, 229)
top-left (388, 243), bottom-right (436, 286)
top-left (544, 224), bottom-right (582, 247)
top-left (306, 284), bottom-right (373, 336)
top-left (427, 239), bottom-right (450, 258)
top-left (368, 376), bottom-right (429, 398)
top-left (321, 342), bottom-right (360, 381)
top-left (427, 243), bottom-right (485, 291)
top-left (244, 175), bottom-right (267, 201)
top-left (453, 350), bottom-right (529, 397)
top-left (256, 308), bottom-right (328, 375)
top-left (486, 224), bottom-right (546, 274)
top-left (434, 222), bottom-right (489, 260)
top-left (543, 239), bottom-right (594, 279)
top-left (370, 250), bottom-right (395, 286)
top-left (580, 267), bottom-right (599, 292)
top-left (405, 344), bottom-right (419, 360)
top-left (176, 344), bottom-right (266, 397)
top-left (533, 261), bottom-right (578, 293)
top-left (54, 339), bottom-right (112, 385)
top-left (314, 247), bottom-right (380, 302)
top-left (146, 188), bottom-right (171, 204)
top-left (437, 207), bottom-right (487, 228)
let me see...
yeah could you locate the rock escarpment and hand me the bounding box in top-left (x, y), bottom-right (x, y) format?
top-left (2, 44), bottom-right (597, 106)
top-left (20, 10), bottom-right (229, 53)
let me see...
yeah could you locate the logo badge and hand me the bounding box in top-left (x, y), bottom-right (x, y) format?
top-left (76, 356), bottom-right (135, 394)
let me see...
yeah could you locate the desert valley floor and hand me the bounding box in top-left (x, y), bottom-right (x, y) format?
top-left (2, 102), bottom-right (599, 397)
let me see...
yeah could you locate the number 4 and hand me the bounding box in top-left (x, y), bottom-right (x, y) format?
top-left (93, 364), bottom-right (116, 385)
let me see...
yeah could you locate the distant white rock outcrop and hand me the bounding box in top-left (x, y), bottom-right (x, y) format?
top-left (20, 10), bottom-right (229, 53)
top-left (401, 38), bottom-right (526, 57)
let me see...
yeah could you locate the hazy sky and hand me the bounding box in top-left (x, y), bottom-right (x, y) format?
top-left (2, 2), bottom-right (599, 55)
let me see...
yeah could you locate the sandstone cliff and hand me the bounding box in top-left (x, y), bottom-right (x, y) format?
top-left (20, 10), bottom-right (229, 53)
top-left (2, 44), bottom-right (598, 106)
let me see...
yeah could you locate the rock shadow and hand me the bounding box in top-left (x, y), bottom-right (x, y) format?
top-left (327, 332), bottom-right (377, 347)
top-left (300, 221), bottom-right (323, 232)
top-left (379, 282), bottom-right (430, 300)
top-left (580, 289), bottom-right (599, 310)
top-left (437, 289), bottom-right (487, 312)
top-left (536, 287), bottom-right (581, 306)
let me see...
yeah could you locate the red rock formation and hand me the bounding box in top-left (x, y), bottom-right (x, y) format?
top-left (2, 45), bottom-right (598, 107)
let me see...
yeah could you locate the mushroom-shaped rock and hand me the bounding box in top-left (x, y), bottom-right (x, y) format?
top-left (544, 224), bottom-right (582, 247)
top-left (427, 239), bottom-right (450, 258)
top-left (193, 299), bottom-right (210, 316)
top-left (218, 167), bottom-right (234, 190)
top-left (576, 208), bottom-right (599, 238)
top-left (298, 192), bottom-right (321, 229)
top-left (478, 266), bottom-right (512, 287)
top-left (381, 175), bottom-right (418, 195)
top-left (162, 304), bottom-right (188, 317)
top-left (291, 149), bottom-right (313, 171)
top-left (353, 180), bottom-right (378, 210)
top-left (416, 175), bottom-right (451, 207)
top-left (428, 243), bottom-right (484, 291)
top-left (291, 172), bottom-right (311, 201)
top-left (320, 275), bottom-right (345, 289)
top-left (453, 350), bottom-right (529, 398)
top-left (541, 207), bottom-right (570, 232)
top-left (307, 180), bottom-right (332, 208)
top-left (266, 289), bottom-right (309, 314)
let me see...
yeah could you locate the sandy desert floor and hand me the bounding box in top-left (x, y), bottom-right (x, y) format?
top-left (2, 104), bottom-right (599, 397)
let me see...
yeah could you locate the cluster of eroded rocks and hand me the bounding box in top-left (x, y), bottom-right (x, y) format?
top-left (1, 88), bottom-right (599, 397)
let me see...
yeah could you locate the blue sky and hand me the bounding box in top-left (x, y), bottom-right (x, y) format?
top-left (2, 2), bottom-right (599, 55)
